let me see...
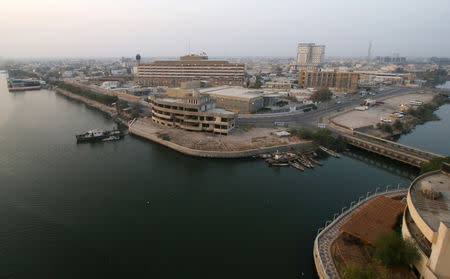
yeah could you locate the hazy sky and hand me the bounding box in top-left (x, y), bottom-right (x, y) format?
top-left (1, 0), bottom-right (449, 58)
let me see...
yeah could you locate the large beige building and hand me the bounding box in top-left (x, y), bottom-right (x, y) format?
top-left (199, 86), bottom-right (265, 114)
top-left (149, 90), bottom-right (236, 135)
top-left (402, 163), bottom-right (450, 279)
top-left (298, 70), bottom-right (359, 92)
top-left (136, 55), bottom-right (245, 87)
top-left (297, 43), bottom-right (325, 71)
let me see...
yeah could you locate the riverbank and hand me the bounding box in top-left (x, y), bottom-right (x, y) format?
top-left (129, 118), bottom-right (314, 158)
top-left (54, 87), bottom-right (130, 126)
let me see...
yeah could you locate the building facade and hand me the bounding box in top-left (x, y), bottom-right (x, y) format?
top-left (297, 43), bottom-right (325, 71)
top-left (136, 55), bottom-right (245, 87)
top-left (149, 92), bottom-right (236, 135)
top-left (402, 164), bottom-right (450, 279)
top-left (199, 86), bottom-right (264, 114)
top-left (298, 70), bottom-right (359, 92)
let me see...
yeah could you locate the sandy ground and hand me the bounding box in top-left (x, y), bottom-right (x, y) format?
top-left (331, 91), bottom-right (436, 129)
top-left (132, 118), bottom-right (306, 151)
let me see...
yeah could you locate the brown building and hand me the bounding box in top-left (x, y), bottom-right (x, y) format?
top-left (149, 90), bottom-right (236, 135)
top-left (299, 70), bottom-right (360, 92)
top-left (136, 55), bottom-right (245, 87)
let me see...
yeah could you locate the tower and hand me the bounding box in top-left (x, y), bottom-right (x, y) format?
top-left (367, 41), bottom-right (372, 62)
top-left (136, 54), bottom-right (141, 66)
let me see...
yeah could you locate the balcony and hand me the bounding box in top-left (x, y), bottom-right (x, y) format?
top-left (405, 208), bottom-right (431, 257)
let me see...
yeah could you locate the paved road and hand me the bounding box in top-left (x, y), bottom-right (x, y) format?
top-left (238, 87), bottom-right (418, 129)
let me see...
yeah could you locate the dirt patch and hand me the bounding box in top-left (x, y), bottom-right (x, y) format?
top-left (132, 118), bottom-right (307, 152)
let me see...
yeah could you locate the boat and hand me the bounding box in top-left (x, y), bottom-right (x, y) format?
top-left (319, 146), bottom-right (340, 158)
top-left (76, 129), bottom-right (126, 143)
top-left (271, 163), bottom-right (290, 167)
top-left (101, 135), bottom-right (121, 142)
top-left (301, 155), bottom-right (314, 168)
top-left (290, 162), bottom-right (304, 171)
top-left (308, 155), bottom-right (323, 166)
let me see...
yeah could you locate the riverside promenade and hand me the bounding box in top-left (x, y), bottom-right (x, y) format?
top-left (313, 186), bottom-right (408, 279)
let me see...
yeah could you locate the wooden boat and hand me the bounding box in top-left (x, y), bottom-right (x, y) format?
top-left (301, 155), bottom-right (314, 168)
top-left (290, 162), bottom-right (304, 171)
top-left (271, 163), bottom-right (290, 167)
top-left (308, 155), bottom-right (323, 166)
top-left (319, 146), bottom-right (341, 158)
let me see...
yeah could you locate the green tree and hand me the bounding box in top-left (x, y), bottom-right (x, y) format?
top-left (420, 157), bottom-right (450, 175)
top-left (130, 103), bottom-right (141, 118)
top-left (373, 231), bottom-right (420, 266)
top-left (310, 87), bottom-right (332, 102)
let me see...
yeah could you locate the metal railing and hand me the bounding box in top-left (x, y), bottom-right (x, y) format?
top-left (314, 184), bottom-right (408, 279)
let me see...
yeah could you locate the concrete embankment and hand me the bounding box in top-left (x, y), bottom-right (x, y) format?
top-left (129, 122), bottom-right (314, 158)
top-left (54, 87), bottom-right (118, 117)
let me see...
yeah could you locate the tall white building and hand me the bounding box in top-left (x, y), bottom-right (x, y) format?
top-left (296, 43), bottom-right (325, 71)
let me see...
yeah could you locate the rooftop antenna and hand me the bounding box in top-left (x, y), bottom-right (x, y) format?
top-left (188, 40), bottom-right (191, 55)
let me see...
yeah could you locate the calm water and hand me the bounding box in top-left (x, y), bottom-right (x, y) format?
top-left (0, 71), bottom-right (448, 279)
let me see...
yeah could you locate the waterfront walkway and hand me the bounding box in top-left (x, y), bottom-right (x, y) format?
top-left (313, 187), bottom-right (408, 279)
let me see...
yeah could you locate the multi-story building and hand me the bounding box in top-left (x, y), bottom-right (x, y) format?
top-left (136, 54), bottom-right (245, 87)
top-left (298, 70), bottom-right (359, 92)
top-left (402, 163), bottom-right (450, 279)
top-left (199, 86), bottom-right (264, 114)
top-left (297, 43), bottom-right (325, 71)
top-left (148, 91), bottom-right (236, 135)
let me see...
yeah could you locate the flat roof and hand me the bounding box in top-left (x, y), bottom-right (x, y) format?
top-left (410, 171), bottom-right (450, 232)
top-left (199, 86), bottom-right (263, 100)
top-left (157, 97), bottom-right (184, 103)
top-left (206, 108), bottom-right (235, 115)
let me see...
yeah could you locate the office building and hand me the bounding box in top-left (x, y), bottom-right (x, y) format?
top-left (297, 43), bottom-right (325, 71)
top-left (136, 54), bottom-right (245, 87)
top-left (298, 70), bottom-right (359, 92)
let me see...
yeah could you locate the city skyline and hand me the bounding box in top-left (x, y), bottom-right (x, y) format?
top-left (1, 0), bottom-right (450, 58)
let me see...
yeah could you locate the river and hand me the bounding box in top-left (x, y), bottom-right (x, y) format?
top-left (0, 72), bottom-right (448, 279)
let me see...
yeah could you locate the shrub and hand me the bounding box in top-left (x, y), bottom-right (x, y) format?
top-left (342, 263), bottom-right (379, 279)
top-left (373, 231), bottom-right (420, 266)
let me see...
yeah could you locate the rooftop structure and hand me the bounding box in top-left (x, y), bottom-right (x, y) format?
top-left (402, 164), bottom-right (450, 279)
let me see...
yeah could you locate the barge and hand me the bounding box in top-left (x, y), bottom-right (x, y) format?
top-left (76, 129), bottom-right (126, 143)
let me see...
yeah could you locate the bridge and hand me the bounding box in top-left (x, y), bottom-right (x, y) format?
top-left (331, 123), bottom-right (446, 167)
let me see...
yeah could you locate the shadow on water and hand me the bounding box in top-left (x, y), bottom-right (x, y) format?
top-left (342, 147), bottom-right (418, 180)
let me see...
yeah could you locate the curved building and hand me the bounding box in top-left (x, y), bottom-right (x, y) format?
top-left (402, 163), bottom-right (450, 279)
top-left (149, 91), bottom-right (236, 135)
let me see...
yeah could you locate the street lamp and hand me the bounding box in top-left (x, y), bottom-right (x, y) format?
top-left (341, 206), bottom-right (347, 214)
top-left (366, 191), bottom-right (371, 199)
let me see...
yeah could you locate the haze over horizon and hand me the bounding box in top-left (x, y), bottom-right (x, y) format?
top-left (1, 0), bottom-right (449, 58)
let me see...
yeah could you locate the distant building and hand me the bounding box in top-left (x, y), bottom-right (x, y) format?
top-left (402, 163), bottom-right (450, 279)
top-left (136, 54), bottom-right (245, 87)
top-left (297, 43), bottom-right (325, 71)
top-left (376, 56), bottom-right (407, 64)
top-left (298, 70), bottom-right (359, 92)
top-left (148, 90), bottom-right (236, 135)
